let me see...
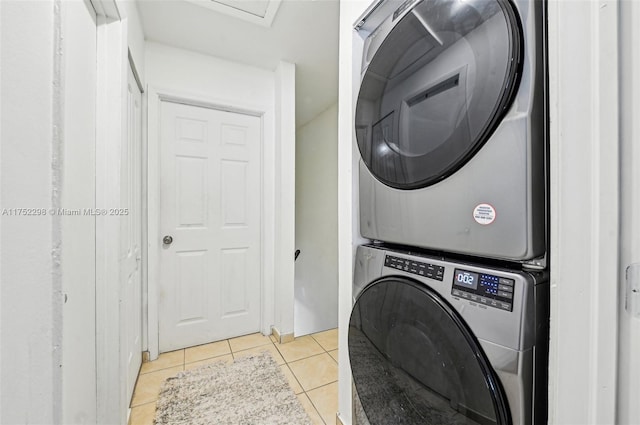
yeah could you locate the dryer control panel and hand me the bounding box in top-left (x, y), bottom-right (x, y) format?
top-left (451, 269), bottom-right (514, 312)
top-left (384, 255), bottom-right (445, 281)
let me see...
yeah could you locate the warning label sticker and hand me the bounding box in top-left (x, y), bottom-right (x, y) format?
top-left (473, 204), bottom-right (496, 225)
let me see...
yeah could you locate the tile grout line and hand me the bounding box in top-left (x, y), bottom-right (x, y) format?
top-left (305, 379), bottom-right (339, 393)
top-left (283, 362), bottom-right (305, 394)
top-left (303, 377), bottom-right (339, 424)
top-left (294, 334), bottom-right (338, 425)
top-left (139, 362), bottom-right (184, 375)
top-left (301, 391), bottom-right (327, 425)
top-left (282, 336), bottom-right (330, 425)
top-left (131, 400), bottom-right (157, 409)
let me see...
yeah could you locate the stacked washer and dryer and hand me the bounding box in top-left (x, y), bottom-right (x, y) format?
top-left (348, 0), bottom-right (549, 424)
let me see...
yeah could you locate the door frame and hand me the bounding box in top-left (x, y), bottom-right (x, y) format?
top-left (547, 1), bottom-right (619, 423)
top-left (123, 58), bottom-right (144, 404)
top-left (92, 1), bottom-right (130, 423)
top-left (146, 86), bottom-right (275, 359)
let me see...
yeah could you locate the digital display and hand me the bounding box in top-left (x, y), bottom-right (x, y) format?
top-left (451, 268), bottom-right (515, 312)
top-left (454, 269), bottom-right (479, 290)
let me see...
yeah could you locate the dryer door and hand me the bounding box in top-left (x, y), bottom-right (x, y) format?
top-left (349, 276), bottom-right (511, 425)
top-left (355, 0), bottom-right (523, 189)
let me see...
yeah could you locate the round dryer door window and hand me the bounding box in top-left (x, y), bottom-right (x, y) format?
top-left (349, 277), bottom-right (511, 425)
top-left (355, 0), bottom-right (523, 189)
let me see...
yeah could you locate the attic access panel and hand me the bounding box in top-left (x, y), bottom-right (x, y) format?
top-left (183, 0), bottom-right (282, 27)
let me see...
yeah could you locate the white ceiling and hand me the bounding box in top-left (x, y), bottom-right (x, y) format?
top-left (137, 0), bottom-right (340, 127)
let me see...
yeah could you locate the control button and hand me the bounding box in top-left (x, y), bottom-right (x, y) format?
top-left (489, 299), bottom-right (499, 308)
top-left (452, 289), bottom-right (461, 297)
top-left (479, 297), bottom-right (488, 305)
top-left (498, 284), bottom-right (513, 292)
top-left (498, 302), bottom-right (512, 311)
top-left (418, 270), bottom-right (425, 276)
top-left (499, 278), bottom-right (515, 286)
top-left (483, 275), bottom-right (499, 283)
top-left (470, 295), bottom-right (479, 302)
top-left (498, 290), bottom-right (513, 299)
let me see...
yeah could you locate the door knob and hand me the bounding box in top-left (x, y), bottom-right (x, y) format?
top-left (163, 235), bottom-right (173, 245)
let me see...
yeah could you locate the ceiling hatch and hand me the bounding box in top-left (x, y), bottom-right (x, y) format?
top-left (183, 0), bottom-right (282, 27)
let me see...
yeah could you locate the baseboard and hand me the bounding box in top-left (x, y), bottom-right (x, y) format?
top-left (336, 412), bottom-right (349, 425)
top-left (271, 327), bottom-right (295, 344)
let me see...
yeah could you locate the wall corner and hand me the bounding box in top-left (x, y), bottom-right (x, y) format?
top-left (273, 61), bottom-right (296, 336)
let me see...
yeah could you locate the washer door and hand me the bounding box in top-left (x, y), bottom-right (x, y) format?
top-left (355, 0), bottom-right (523, 189)
top-left (349, 277), bottom-right (511, 425)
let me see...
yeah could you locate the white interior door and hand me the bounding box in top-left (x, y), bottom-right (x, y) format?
top-left (158, 101), bottom-right (262, 352)
top-left (122, 63), bottom-right (143, 404)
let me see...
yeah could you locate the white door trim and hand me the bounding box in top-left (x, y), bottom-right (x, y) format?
top-left (146, 86), bottom-right (275, 359)
top-left (94, 8), bottom-right (129, 425)
top-left (618, 1), bottom-right (640, 423)
top-left (547, 0), bottom-right (619, 423)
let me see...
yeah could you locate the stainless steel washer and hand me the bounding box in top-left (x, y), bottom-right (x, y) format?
top-left (349, 244), bottom-right (549, 424)
top-left (355, 0), bottom-right (546, 261)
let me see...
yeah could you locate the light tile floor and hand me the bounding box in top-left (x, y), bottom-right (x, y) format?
top-left (129, 328), bottom-right (339, 425)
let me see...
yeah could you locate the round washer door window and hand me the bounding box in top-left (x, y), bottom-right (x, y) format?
top-left (349, 277), bottom-right (511, 425)
top-left (355, 0), bottom-right (523, 189)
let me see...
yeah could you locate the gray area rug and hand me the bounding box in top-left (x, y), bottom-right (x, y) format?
top-left (155, 352), bottom-right (312, 425)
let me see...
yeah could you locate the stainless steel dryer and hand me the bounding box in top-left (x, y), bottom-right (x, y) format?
top-left (355, 0), bottom-right (546, 262)
top-left (349, 244), bottom-right (549, 425)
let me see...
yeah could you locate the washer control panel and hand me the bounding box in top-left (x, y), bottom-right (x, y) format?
top-left (384, 255), bottom-right (445, 281)
top-left (451, 268), bottom-right (514, 311)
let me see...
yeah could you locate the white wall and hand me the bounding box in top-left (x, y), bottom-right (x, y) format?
top-left (145, 42), bottom-right (275, 107)
top-left (60, 1), bottom-right (98, 423)
top-left (1, 1), bottom-right (62, 422)
top-left (117, 0), bottom-right (145, 84)
top-left (0, 2), bottom-right (142, 423)
top-left (274, 61), bottom-right (297, 339)
top-left (294, 103), bottom-right (338, 336)
top-left (1, 1), bottom-right (101, 422)
top-left (337, 1), bottom-right (371, 423)
top-left (145, 42), bottom-right (296, 348)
